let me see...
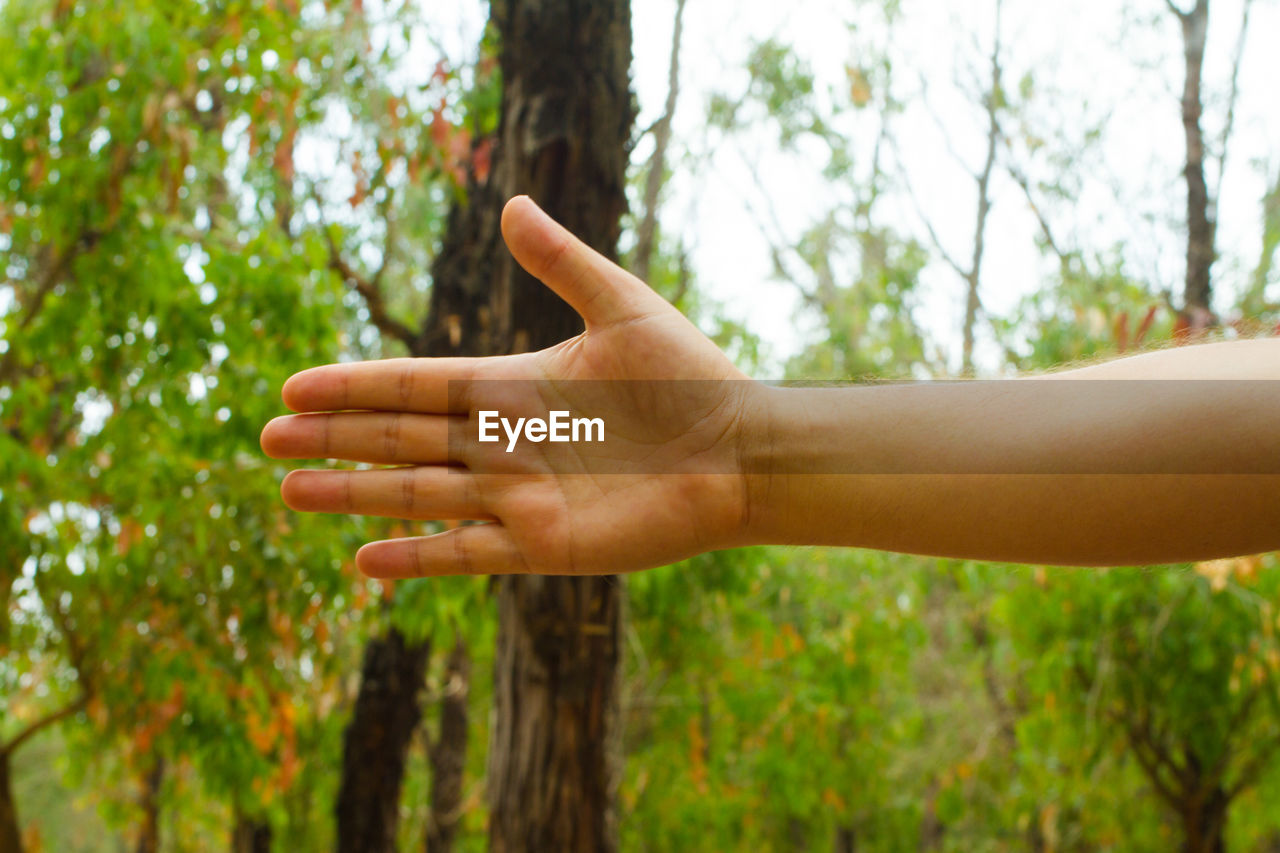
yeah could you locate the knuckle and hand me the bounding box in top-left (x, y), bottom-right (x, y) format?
top-left (411, 539), bottom-right (425, 577)
top-left (454, 530), bottom-right (476, 576)
top-left (400, 468), bottom-right (418, 516)
top-left (398, 364), bottom-right (415, 408)
top-left (541, 235), bottom-right (574, 277)
top-left (383, 413), bottom-right (403, 460)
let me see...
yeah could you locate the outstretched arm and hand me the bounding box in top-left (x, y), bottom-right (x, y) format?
top-left (261, 196), bottom-right (1280, 575)
top-left (745, 349), bottom-right (1280, 565)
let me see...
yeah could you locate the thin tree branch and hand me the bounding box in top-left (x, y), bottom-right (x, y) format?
top-left (1002, 154), bottom-right (1069, 269)
top-left (0, 104), bottom-right (142, 385)
top-left (2, 692), bottom-right (91, 757)
top-left (1226, 733), bottom-right (1280, 800)
top-left (0, 235), bottom-right (95, 387)
top-left (893, 143), bottom-right (970, 280)
top-left (319, 222), bottom-right (418, 350)
top-left (1111, 710), bottom-right (1183, 808)
top-left (670, 242), bottom-right (691, 306)
top-left (1200, 687), bottom-right (1260, 797)
top-left (917, 77), bottom-right (981, 184)
top-left (1213, 0), bottom-right (1253, 207)
top-left (632, 0), bottom-right (688, 287)
top-left (962, 0), bottom-right (1002, 374)
top-left (733, 145), bottom-right (818, 302)
top-left (32, 569), bottom-right (90, 686)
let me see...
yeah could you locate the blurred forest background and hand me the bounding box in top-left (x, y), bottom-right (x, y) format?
top-left (3, 0), bottom-right (1280, 851)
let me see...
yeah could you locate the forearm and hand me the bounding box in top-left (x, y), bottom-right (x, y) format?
top-left (741, 340), bottom-right (1280, 565)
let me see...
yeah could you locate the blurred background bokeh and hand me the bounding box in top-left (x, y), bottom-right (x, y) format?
top-left (3, 0), bottom-right (1280, 850)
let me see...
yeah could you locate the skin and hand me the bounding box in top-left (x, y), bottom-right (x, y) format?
top-left (260, 195), bottom-right (1280, 577)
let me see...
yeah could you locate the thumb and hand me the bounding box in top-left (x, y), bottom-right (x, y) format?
top-left (500, 195), bottom-right (662, 329)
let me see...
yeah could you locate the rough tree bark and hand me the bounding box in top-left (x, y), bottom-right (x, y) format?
top-left (335, 628), bottom-right (431, 853)
top-left (425, 635), bottom-right (470, 853)
top-left (482, 1), bottom-right (633, 851)
top-left (334, 0), bottom-right (631, 847)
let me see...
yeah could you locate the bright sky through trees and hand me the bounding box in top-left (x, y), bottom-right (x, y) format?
top-left (630, 0), bottom-right (1280, 371)
top-left (343, 0), bottom-right (1278, 372)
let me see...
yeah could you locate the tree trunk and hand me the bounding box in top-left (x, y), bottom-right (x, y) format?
top-left (1175, 750), bottom-right (1229, 853)
top-left (1180, 788), bottom-right (1228, 853)
top-left (1174, 0), bottom-right (1216, 327)
top-left (0, 753), bottom-right (23, 853)
top-left (335, 628), bottom-right (431, 853)
top-left (919, 779), bottom-right (944, 851)
top-left (231, 814), bottom-right (271, 853)
top-left (384, 1), bottom-right (634, 848)
top-left (489, 579), bottom-right (624, 852)
top-left (481, 1), bottom-right (633, 852)
top-left (135, 758), bottom-right (163, 853)
top-left (333, 54), bottom-right (511, 849)
top-left (425, 635), bottom-right (470, 853)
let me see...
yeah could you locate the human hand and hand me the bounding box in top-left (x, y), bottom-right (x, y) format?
top-left (260, 196), bottom-right (761, 577)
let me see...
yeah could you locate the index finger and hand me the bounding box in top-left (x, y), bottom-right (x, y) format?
top-left (281, 357), bottom-right (480, 414)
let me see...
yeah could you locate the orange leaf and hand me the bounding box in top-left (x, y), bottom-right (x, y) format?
top-left (1134, 304), bottom-right (1159, 346)
top-left (1113, 310), bottom-right (1129, 353)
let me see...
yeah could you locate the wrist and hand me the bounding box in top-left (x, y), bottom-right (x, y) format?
top-left (732, 383), bottom-right (815, 547)
top-left (731, 383), bottom-right (887, 550)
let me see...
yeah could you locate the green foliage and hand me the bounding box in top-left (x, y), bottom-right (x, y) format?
top-left (783, 215), bottom-right (930, 379)
top-left (623, 546), bottom-right (927, 850)
top-left (706, 20), bottom-right (932, 381)
top-left (1005, 559), bottom-right (1280, 847)
top-left (0, 0), bottom-right (468, 843)
top-left (992, 251), bottom-right (1172, 370)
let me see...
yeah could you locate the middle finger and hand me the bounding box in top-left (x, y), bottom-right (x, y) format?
top-left (261, 412), bottom-right (456, 464)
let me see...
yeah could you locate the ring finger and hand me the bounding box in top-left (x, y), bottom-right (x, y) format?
top-left (280, 467), bottom-right (492, 521)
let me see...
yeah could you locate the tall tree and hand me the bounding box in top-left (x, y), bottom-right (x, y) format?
top-left (425, 633), bottom-right (470, 853)
top-left (481, 1), bottom-right (633, 850)
top-left (334, 625), bottom-right (432, 853)
top-left (1011, 558), bottom-right (1280, 852)
top-left (330, 1), bottom-right (634, 844)
top-left (1168, 0), bottom-right (1215, 327)
top-left (1167, 0), bottom-right (1252, 330)
top-left (900, 0), bottom-right (1004, 375)
top-left (314, 11), bottom-right (501, 851)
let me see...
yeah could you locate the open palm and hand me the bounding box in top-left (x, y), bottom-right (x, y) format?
top-left (260, 196), bottom-right (758, 577)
